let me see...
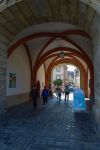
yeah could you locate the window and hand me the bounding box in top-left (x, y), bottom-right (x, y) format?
top-left (56, 75), bottom-right (61, 79)
top-left (56, 66), bottom-right (61, 72)
top-left (9, 73), bottom-right (16, 88)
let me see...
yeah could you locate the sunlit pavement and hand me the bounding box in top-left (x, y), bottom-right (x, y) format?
top-left (0, 95), bottom-right (100, 150)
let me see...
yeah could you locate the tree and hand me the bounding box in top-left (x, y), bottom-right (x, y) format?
top-left (53, 79), bottom-right (62, 87)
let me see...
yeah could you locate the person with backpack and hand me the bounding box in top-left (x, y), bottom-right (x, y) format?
top-left (57, 87), bottom-right (62, 101)
top-left (64, 84), bottom-right (70, 101)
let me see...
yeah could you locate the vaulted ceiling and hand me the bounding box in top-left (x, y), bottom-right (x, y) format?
top-left (0, 0), bottom-right (98, 48)
top-left (0, 0), bottom-right (99, 75)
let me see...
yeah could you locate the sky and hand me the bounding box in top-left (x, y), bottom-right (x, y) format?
top-left (67, 65), bottom-right (76, 71)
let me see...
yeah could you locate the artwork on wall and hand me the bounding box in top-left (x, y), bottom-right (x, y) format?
top-left (9, 73), bottom-right (16, 88)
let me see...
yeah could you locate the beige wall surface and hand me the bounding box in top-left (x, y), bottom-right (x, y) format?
top-left (6, 45), bottom-right (31, 96)
top-left (6, 45), bottom-right (31, 107)
top-left (37, 64), bottom-right (45, 96)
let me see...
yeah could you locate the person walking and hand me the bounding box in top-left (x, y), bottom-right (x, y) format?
top-left (48, 84), bottom-right (53, 99)
top-left (57, 87), bottom-right (62, 101)
top-left (30, 85), bottom-right (38, 108)
top-left (64, 84), bottom-right (70, 101)
top-left (42, 86), bottom-right (49, 106)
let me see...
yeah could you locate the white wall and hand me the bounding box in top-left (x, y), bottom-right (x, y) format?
top-left (6, 45), bottom-right (31, 96)
top-left (37, 64), bottom-right (45, 91)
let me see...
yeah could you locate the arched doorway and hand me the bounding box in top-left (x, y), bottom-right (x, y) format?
top-left (2, 0), bottom-right (97, 114)
top-left (46, 59), bottom-right (88, 98)
top-left (51, 64), bottom-right (80, 88)
top-left (33, 47), bottom-right (93, 99)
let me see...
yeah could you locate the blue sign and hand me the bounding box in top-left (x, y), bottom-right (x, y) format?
top-left (73, 88), bottom-right (86, 112)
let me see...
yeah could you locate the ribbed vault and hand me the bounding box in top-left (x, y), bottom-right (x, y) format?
top-left (0, 0), bottom-right (99, 114)
top-left (0, 0), bottom-right (99, 105)
top-left (0, 0), bottom-right (98, 51)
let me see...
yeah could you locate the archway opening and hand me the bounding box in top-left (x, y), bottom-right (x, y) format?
top-left (52, 64), bottom-right (80, 88)
top-left (50, 64), bottom-right (80, 101)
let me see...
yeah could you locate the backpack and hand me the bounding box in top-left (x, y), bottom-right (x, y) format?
top-left (65, 87), bottom-right (69, 94)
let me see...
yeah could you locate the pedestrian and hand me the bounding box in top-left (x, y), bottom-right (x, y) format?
top-left (48, 84), bottom-right (53, 99)
top-left (64, 84), bottom-right (70, 101)
top-left (57, 87), bottom-right (62, 101)
top-left (56, 86), bottom-right (59, 99)
top-left (42, 86), bottom-right (49, 106)
top-left (30, 85), bottom-right (38, 108)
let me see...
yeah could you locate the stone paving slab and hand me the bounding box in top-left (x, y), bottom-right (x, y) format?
top-left (0, 98), bottom-right (100, 150)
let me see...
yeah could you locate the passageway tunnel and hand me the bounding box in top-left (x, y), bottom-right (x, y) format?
top-left (0, 0), bottom-right (100, 123)
top-left (7, 29), bottom-right (93, 107)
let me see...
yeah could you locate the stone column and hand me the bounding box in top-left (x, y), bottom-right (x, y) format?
top-left (0, 48), bottom-right (7, 114)
top-left (91, 13), bottom-right (100, 123)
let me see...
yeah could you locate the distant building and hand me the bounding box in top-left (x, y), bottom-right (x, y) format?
top-left (67, 71), bottom-right (74, 84)
top-left (52, 64), bottom-right (80, 87)
top-left (74, 68), bottom-right (80, 87)
top-left (52, 64), bottom-right (69, 85)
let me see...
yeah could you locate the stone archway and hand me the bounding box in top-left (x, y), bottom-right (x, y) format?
top-left (33, 47), bottom-right (93, 98)
top-left (0, 0), bottom-right (98, 122)
top-left (46, 58), bottom-right (88, 97)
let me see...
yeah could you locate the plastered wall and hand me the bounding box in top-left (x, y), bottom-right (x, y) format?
top-left (6, 45), bottom-right (31, 107)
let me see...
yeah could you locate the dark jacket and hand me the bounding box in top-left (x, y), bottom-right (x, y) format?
top-left (64, 85), bottom-right (70, 94)
top-left (31, 88), bottom-right (38, 98)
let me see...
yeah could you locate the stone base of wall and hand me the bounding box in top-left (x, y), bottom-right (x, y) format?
top-left (0, 98), bottom-right (6, 115)
top-left (93, 103), bottom-right (100, 133)
top-left (93, 104), bottom-right (100, 135)
top-left (6, 92), bottom-right (30, 108)
top-left (93, 105), bottom-right (100, 122)
top-left (93, 99), bottom-right (100, 121)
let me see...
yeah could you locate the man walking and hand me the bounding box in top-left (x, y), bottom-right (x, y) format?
top-left (31, 85), bottom-right (38, 108)
top-left (64, 84), bottom-right (70, 101)
top-left (42, 86), bottom-right (49, 106)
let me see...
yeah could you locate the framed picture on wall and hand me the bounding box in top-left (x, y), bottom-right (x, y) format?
top-left (9, 73), bottom-right (16, 88)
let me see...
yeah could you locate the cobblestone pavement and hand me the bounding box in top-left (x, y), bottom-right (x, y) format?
top-left (0, 96), bottom-right (100, 150)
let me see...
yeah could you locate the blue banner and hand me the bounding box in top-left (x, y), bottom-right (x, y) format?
top-left (73, 88), bottom-right (86, 112)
